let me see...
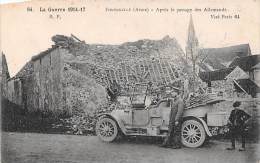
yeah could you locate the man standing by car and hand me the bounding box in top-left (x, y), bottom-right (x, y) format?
top-left (161, 92), bottom-right (185, 149)
top-left (226, 101), bottom-right (251, 151)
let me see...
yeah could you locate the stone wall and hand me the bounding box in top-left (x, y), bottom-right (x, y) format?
top-left (20, 47), bottom-right (108, 116)
top-left (23, 48), bottom-right (64, 115)
top-left (7, 78), bottom-right (23, 106)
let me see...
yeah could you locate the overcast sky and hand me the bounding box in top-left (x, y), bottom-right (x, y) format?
top-left (1, 0), bottom-right (260, 76)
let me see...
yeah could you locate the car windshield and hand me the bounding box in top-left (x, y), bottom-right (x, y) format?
top-left (130, 84), bottom-right (148, 105)
top-left (131, 94), bottom-right (146, 105)
top-left (117, 96), bottom-right (131, 106)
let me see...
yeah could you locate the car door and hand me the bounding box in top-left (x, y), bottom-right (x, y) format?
top-left (132, 109), bottom-right (149, 126)
top-left (131, 94), bottom-right (149, 126)
top-left (149, 100), bottom-right (171, 127)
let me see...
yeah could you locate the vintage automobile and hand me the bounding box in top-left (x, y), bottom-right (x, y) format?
top-left (96, 83), bottom-right (228, 148)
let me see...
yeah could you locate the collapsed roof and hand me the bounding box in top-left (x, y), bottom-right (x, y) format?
top-left (14, 35), bottom-right (192, 88)
top-left (229, 54), bottom-right (260, 71)
top-left (199, 54), bottom-right (260, 82)
top-left (199, 44), bottom-right (251, 71)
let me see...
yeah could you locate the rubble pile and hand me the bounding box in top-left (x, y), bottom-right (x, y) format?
top-left (62, 65), bottom-right (108, 116)
top-left (211, 80), bottom-right (234, 97)
top-left (50, 102), bottom-right (117, 135)
top-left (52, 35), bottom-right (186, 69)
top-left (52, 35), bottom-right (83, 52)
top-left (54, 34), bottom-right (197, 98)
top-left (51, 114), bottom-right (97, 135)
top-left (48, 34), bottom-right (209, 134)
top-left (186, 94), bottom-right (212, 108)
top-left (93, 102), bottom-right (117, 114)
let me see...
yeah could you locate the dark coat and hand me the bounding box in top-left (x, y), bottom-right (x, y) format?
top-left (170, 98), bottom-right (185, 122)
top-left (228, 109), bottom-right (251, 131)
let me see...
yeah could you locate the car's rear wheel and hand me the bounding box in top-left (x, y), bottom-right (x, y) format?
top-left (96, 117), bottom-right (118, 142)
top-left (181, 119), bottom-right (206, 148)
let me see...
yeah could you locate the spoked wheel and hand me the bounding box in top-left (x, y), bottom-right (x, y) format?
top-left (96, 118), bottom-right (118, 142)
top-left (181, 119), bottom-right (206, 148)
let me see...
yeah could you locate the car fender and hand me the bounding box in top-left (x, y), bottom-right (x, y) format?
top-left (97, 113), bottom-right (127, 135)
top-left (183, 106), bottom-right (212, 137)
top-left (183, 116), bottom-right (212, 137)
top-left (196, 117), bottom-right (212, 137)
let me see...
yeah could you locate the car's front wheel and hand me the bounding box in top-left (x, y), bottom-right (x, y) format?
top-left (96, 117), bottom-right (118, 142)
top-left (181, 119), bottom-right (206, 148)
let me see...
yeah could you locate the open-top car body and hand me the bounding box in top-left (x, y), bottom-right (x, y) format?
top-left (96, 83), bottom-right (226, 148)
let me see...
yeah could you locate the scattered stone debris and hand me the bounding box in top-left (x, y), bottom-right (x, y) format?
top-left (51, 115), bottom-right (96, 135)
top-left (186, 93), bottom-right (212, 108)
top-left (50, 102), bottom-right (116, 135)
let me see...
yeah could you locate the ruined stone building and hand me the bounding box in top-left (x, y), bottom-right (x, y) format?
top-left (185, 15), bottom-right (253, 73)
top-left (184, 15), bottom-right (259, 98)
top-left (7, 33), bottom-right (190, 115)
top-left (199, 55), bottom-right (260, 97)
top-left (8, 46), bottom-right (108, 116)
top-left (5, 16), bottom-right (259, 116)
top-left (198, 44), bottom-right (252, 72)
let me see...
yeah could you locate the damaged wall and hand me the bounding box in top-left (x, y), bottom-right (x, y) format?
top-left (20, 47), bottom-right (107, 116)
top-left (63, 66), bottom-right (107, 116)
top-left (62, 49), bottom-right (108, 115)
top-left (7, 78), bottom-right (23, 106)
top-left (13, 34), bottom-right (205, 116)
top-left (23, 47), bottom-right (64, 114)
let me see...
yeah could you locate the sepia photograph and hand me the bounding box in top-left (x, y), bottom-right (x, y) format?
top-left (1, 0), bottom-right (260, 162)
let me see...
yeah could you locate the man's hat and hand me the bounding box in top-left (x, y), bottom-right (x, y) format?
top-left (233, 101), bottom-right (241, 107)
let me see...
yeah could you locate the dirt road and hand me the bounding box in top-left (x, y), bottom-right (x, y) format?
top-left (1, 132), bottom-right (259, 163)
